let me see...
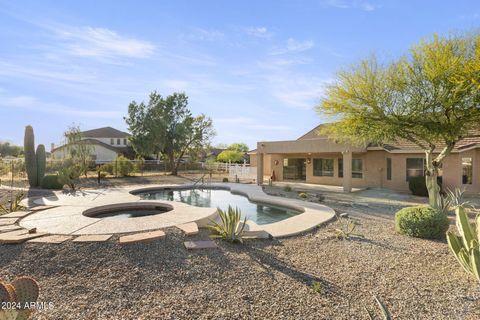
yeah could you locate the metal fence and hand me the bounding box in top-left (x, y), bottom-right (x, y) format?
top-left (0, 158), bottom-right (256, 186)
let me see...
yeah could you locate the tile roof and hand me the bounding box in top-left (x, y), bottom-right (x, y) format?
top-left (81, 127), bottom-right (130, 138)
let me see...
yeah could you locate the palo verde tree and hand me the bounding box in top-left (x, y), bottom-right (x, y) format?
top-left (317, 32), bottom-right (480, 209)
top-left (125, 91), bottom-right (215, 175)
top-left (216, 142), bottom-right (249, 163)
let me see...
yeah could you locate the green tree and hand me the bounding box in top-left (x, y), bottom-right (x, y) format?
top-left (317, 32), bottom-right (480, 209)
top-left (125, 91), bottom-right (215, 175)
top-left (0, 142), bottom-right (22, 157)
top-left (63, 125), bottom-right (92, 177)
top-left (216, 142), bottom-right (249, 163)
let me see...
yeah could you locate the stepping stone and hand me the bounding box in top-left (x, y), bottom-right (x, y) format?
top-left (0, 229), bottom-right (46, 244)
top-left (0, 218), bottom-right (18, 226)
top-left (0, 225), bottom-right (22, 233)
top-left (72, 234), bottom-right (112, 242)
top-left (28, 235), bottom-right (72, 244)
top-left (184, 240), bottom-right (218, 250)
top-left (0, 211), bottom-right (31, 219)
top-left (176, 222), bottom-right (199, 235)
top-left (118, 230), bottom-right (166, 245)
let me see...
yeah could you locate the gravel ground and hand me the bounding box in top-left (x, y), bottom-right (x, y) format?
top-left (1, 185), bottom-right (480, 319)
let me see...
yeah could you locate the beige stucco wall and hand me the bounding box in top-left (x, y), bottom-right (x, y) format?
top-left (253, 149), bottom-right (480, 194)
top-left (52, 144), bottom-right (119, 162)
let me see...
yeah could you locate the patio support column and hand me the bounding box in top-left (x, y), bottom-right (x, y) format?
top-left (342, 150), bottom-right (352, 193)
top-left (256, 149), bottom-right (264, 185)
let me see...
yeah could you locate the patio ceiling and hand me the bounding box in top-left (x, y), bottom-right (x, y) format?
top-left (257, 138), bottom-right (367, 154)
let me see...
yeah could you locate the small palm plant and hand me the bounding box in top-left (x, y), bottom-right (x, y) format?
top-left (445, 188), bottom-right (480, 282)
top-left (0, 192), bottom-right (25, 214)
top-left (334, 213), bottom-right (364, 240)
top-left (208, 206), bottom-right (247, 243)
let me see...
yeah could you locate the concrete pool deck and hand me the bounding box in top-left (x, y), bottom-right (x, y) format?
top-left (19, 183), bottom-right (336, 238)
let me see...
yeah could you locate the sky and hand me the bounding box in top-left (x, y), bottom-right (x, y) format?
top-left (0, 0), bottom-right (479, 150)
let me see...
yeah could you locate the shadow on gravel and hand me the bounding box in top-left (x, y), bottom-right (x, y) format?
top-left (0, 244), bottom-right (25, 267)
top-left (242, 243), bottom-right (340, 296)
top-left (25, 188), bottom-right (58, 207)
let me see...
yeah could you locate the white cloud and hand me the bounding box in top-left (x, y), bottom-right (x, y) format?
top-left (183, 28), bottom-right (225, 41)
top-left (52, 26), bottom-right (155, 60)
top-left (246, 26), bottom-right (272, 38)
top-left (270, 38), bottom-right (315, 55)
top-left (0, 95), bottom-right (123, 118)
top-left (321, 0), bottom-right (377, 11)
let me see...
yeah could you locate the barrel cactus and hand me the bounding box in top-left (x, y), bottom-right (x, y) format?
top-left (446, 189), bottom-right (480, 281)
top-left (24, 126), bottom-right (37, 187)
top-left (0, 276), bottom-right (39, 320)
top-left (36, 144), bottom-right (46, 186)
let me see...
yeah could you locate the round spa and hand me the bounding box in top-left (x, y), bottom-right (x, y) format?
top-left (83, 202), bottom-right (174, 220)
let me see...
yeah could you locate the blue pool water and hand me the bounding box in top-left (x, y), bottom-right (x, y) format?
top-left (137, 188), bottom-right (301, 225)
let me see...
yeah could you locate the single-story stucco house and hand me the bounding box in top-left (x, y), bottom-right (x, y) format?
top-left (51, 127), bottom-right (134, 163)
top-left (250, 124), bottom-right (480, 194)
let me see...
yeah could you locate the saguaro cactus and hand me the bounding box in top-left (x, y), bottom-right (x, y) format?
top-left (24, 125), bottom-right (38, 187)
top-left (446, 189), bottom-right (480, 282)
top-left (36, 144), bottom-right (46, 185)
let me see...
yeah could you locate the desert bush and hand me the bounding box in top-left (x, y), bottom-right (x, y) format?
top-left (283, 185), bottom-right (292, 192)
top-left (408, 176), bottom-right (428, 197)
top-left (116, 156), bottom-right (135, 177)
top-left (40, 175), bottom-right (63, 190)
top-left (298, 192), bottom-right (308, 199)
top-left (395, 206), bottom-right (449, 239)
top-left (0, 192), bottom-right (25, 214)
top-left (335, 213), bottom-right (364, 240)
top-left (222, 177), bottom-right (229, 182)
top-left (97, 163), bottom-right (114, 175)
top-left (58, 159), bottom-right (83, 191)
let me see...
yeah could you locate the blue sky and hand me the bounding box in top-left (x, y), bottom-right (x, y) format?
top-left (0, 0), bottom-right (479, 150)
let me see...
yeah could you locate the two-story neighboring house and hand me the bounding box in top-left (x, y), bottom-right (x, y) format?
top-left (51, 127), bottom-right (134, 163)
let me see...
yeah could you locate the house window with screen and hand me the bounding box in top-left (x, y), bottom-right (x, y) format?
top-left (110, 138), bottom-right (114, 145)
top-left (338, 158), bottom-right (343, 178)
top-left (406, 158), bottom-right (425, 181)
top-left (352, 159), bottom-right (363, 178)
top-left (313, 159), bottom-right (334, 176)
top-left (462, 157), bottom-right (473, 184)
top-left (117, 138), bottom-right (121, 145)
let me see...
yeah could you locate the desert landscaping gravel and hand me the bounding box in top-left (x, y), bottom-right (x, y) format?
top-left (1, 182), bottom-right (480, 319)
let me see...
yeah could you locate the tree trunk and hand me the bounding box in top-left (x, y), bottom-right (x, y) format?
top-left (425, 150), bottom-right (441, 209)
top-left (169, 154), bottom-right (177, 176)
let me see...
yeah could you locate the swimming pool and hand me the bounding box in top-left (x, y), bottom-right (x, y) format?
top-left (137, 188), bottom-right (301, 225)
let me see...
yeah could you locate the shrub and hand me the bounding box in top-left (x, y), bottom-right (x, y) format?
top-left (283, 185), bottom-right (292, 192)
top-left (0, 192), bottom-right (25, 214)
top-left (40, 175), bottom-right (64, 190)
top-left (298, 192), bottom-right (308, 199)
top-left (208, 206), bottom-right (246, 243)
top-left (310, 281), bottom-right (322, 293)
top-left (222, 177), bottom-right (229, 182)
top-left (395, 206), bottom-right (449, 239)
top-left (58, 159), bottom-right (83, 191)
top-left (97, 163), bottom-right (114, 175)
top-left (117, 156), bottom-right (135, 177)
top-left (408, 176), bottom-right (428, 197)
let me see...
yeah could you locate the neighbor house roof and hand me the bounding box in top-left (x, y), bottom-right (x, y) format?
top-left (51, 139), bottom-right (130, 154)
top-left (81, 127), bottom-right (130, 138)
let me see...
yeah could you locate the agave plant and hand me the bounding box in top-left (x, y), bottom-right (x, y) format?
top-left (208, 206), bottom-right (247, 243)
top-left (0, 192), bottom-right (26, 214)
top-left (334, 213), bottom-right (364, 240)
top-left (445, 188), bottom-right (480, 281)
top-left (364, 295), bottom-right (392, 320)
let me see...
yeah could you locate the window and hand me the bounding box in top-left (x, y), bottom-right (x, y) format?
top-left (338, 158), bottom-right (343, 178)
top-left (406, 158), bottom-right (425, 181)
top-left (117, 138), bottom-right (121, 145)
top-left (110, 138), bottom-right (114, 145)
top-left (462, 157), bottom-right (473, 184)
top-left (386, 158), bottom-right (392, 180)
top-left (123, 138), bottom-right (127, 145)
top-left (313, 159), bottom-right (334, 176)
top-left (352, 159), bottom-right (363, 178)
